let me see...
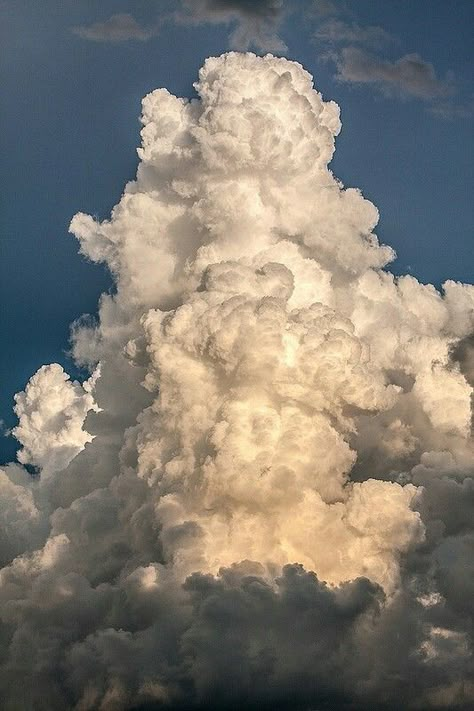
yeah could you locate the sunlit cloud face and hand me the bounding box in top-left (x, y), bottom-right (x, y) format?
top-left (1, 52), bottom-right (474, 710)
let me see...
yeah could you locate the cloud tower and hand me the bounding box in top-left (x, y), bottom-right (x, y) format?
top-left (1, 53), bottom-right (473, 710)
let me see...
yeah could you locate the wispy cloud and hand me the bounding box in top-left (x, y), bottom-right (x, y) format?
top-left (429, 97), bottom-right (474, 120)
top-left (310, 0), bottom-right (345, 18)
top-left (334, 47), bottom-right (454, 100)
top-left (72, 2), bottom-right (286, 52)
top-left (184, 0), bottom-right (283, 22)
top-left (310, 4), bottom-right (466, 116)
top-left (314, 19), bottom-right (394, 50)
top-left (178, 0), bottom-right (287, 52)
top-left (72, 13), bottom-right (160, 43)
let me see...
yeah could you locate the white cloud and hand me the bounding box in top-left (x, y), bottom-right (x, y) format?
top-left (12, 363), bottom-right (99, 476)
top-left (1, 52), bottom-right (474, 709)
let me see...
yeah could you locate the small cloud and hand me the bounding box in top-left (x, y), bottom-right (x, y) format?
top-left (178, 0), bottom-right (287, 52)
top-left (310, 5), bottom-right (467, 118)
top-left (310, 0), bottom-right (345, 18)
top-left (73, 2), bottom-right (286, 53)
top-left (72, 13), bottom-right (159, 43)
top-left (314, 20), bottom-right (394, 50)
top-left (428, 98), bottom-right (474, 120)
top-left (183, 0), bottom-right (283, 22)
top-left (333, 47), bottom-right (454, 100)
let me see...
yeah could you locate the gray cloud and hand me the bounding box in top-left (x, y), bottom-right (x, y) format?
top-left (310, 0), bottom-right (345, 19)
top-left (334, 47), bottom-right (454, 100)
top-left (429, 98), bottom-right (474, 120)
top-left (72, 2), bottom-right (285, 52)
top-left (314, 19), bottom-right (394, 49)
top-left (178, 0), bottom-right (286, 51)
top-left (310, 5), bottom-right (465, 115)
top-left (184, 0), bottom-right (283, 21)
top-left (72, 13), bottom-right (160, 43)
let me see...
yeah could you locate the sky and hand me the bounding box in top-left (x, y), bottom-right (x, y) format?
top-left (0, 4), bottom-right (474, 710)
top-left (1, 0), bottom-right (473, 462)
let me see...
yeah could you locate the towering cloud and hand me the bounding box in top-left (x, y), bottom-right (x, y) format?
top-left (1, 53), bottom-right (473, 710)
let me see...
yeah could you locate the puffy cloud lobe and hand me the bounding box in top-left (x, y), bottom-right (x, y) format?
top-left (0, 464), bottom-right (45, 566)
top-left (1, 52), bottom-right (474, 709)
top-left (12, 364), bottom-right (99, 476)
top-left (134, 263), bottom-right (422, 589)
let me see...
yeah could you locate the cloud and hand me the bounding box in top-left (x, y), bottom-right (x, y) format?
top-left (72, 13), bottom-right (160, 43)
top-left (1, 52), bottom-right (474, 709)
top-left (72, 2), bottom-right (286, 52)
top-left (310, 5), bottom-right (463, 114)
top-left (12, 363), bottom-right (99, 476)
top-left (333, 46), bottom-right (454, 100)
top-left (310, 0), bottom-right (344, 18)
top-left (186, 0), bottom-right (283, 21)
top-left (178, 0), bottom-right (287, 51)
top-left (314, 19), bottom-right (394, 49)
top-left (428, 97), bottom-right (474, 120)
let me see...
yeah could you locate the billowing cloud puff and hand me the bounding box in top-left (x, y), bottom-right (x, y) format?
top-left (1, 52), bottom-right (473, 710)
top-left (12, 363), bottom-right (99, 476)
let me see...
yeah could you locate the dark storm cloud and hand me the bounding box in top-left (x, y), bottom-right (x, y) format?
top-left (2, 556), bottom-right (473, 709)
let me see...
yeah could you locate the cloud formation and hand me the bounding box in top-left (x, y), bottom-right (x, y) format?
top-left (73, 1), bottom-right (285, 52)
top-left (178, 0), bottom-right (286, 51)
top-left (334, 47), bottom-right (453, 100)
top-left (12, 364), bottom-right (99, 476)
top-left (1, 52), bottom-right (474, 710)
top-left (314, 19), bottom-right (393, 50)
top-left (72, 13), bottom-right (160, 43)
top-left (310, 3), bottom-right (465, 113)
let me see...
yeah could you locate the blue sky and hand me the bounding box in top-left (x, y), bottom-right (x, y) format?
top-left (1, 0), bottom-right (473, 462)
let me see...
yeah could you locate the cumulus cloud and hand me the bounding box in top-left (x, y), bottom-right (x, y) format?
top-left (12, 363), bottom-right (99, 476)
top-left (1, 52), bottom-right (474, 710)
top-left (333, 47), bottom-right (454, 100)
top-left (72, 13), bottom-right (160, 43)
